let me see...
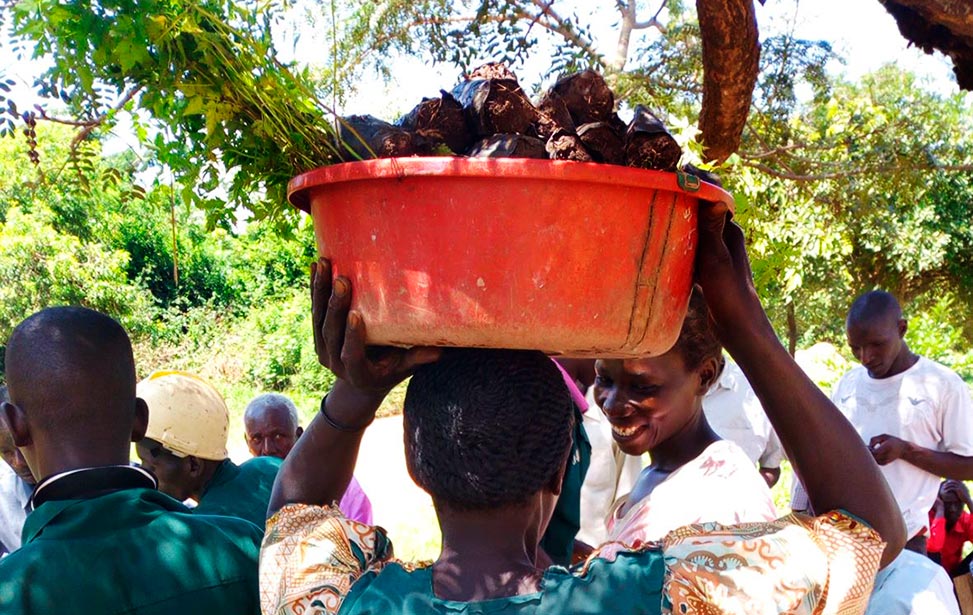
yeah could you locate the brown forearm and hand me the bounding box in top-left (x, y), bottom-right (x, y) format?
top-left (268, 379), bottom-right (387, 517)
top-left (901, 446), bottom-right (973, 480)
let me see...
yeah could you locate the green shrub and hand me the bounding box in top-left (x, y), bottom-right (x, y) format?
top-left (240, 288), bottom-right (335, 393)
top-left (908, 294), bottom-right (973, 384)
top-left (0, 206), bottom-right (155, 342)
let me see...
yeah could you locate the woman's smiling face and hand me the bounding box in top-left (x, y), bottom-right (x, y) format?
top-left (593, 353), bottom-right (707, 456)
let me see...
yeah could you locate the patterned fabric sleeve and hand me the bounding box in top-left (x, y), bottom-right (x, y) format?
top-left (259, 504), bottom-right (393, 615)
top-left (662, 510), bottom-right (884, 615)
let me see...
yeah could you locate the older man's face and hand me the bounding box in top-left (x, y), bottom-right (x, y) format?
top-left (244, 405), bottom-right (300, 459)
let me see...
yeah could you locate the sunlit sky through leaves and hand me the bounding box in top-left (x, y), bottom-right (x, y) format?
top-left (0, 0), bottom-right (963, 159)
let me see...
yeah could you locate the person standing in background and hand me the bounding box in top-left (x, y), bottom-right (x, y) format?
top-left (703, 357), bottom-right (783, 487)
top-left (555, 359), bottom-right (642, 546)
top-left (831, 290), bottom-right (973, 555)
top-left (0, 307), bottom-right (261, 613)
top-left (136, 371), bottom-right (282, 529)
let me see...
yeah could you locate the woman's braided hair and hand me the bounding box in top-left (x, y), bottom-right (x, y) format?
top-left (670, 286), bottom-right (723, 370)
top-left (404, 348), bottom-right (574, 511)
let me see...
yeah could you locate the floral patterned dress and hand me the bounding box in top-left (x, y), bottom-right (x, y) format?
top-left (259, 505), bottom-right (883, 615)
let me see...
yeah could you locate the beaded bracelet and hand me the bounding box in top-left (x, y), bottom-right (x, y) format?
top-left (319, 393), bottom-right (373, 432)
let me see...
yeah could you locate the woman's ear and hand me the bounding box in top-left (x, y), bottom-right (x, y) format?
top-left (696, 356), bottom-right (722, 395)
top-left (548, 433), bottom-right (575, 497)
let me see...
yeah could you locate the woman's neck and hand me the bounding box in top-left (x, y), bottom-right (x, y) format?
top-left (649, 407), bottom-right (719, 472)
top-left (434, 505), bottom-right (545, 601)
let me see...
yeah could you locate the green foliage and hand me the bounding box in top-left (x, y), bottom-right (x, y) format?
top-left (115, 196), bottom-right (243, 310)
top-left (728, 64), bottom-right (973, 349)
top-left (231, 219), bottom-right (317, 301)
top-left (8, 0), bottom-right (342, 230)
top-left (908, 294), bottom-right (973, 383)
top-left (0, 205), bottom-right (155, 341)
top-left (239, 287), bottom-right (334, 392)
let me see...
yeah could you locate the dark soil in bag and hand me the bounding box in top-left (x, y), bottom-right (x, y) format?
top-left (468, 134), bottom-right (548, 158)
top-left (338, 115), bottom-right (416, 161)
top-left (624, 106), bottom-right (682, 171)
top-left (397, 92), bottom-right (472, 155)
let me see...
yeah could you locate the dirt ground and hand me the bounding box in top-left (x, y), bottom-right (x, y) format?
top-left (354, 415), bottom-right (440, 560)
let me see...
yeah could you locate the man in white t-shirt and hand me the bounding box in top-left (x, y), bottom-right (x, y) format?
top-left (703, 358), bottom-right (784, 487)
top-left (832, 290), bottom-right (973, 554)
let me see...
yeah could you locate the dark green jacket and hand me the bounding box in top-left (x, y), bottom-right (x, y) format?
top-left (0, 488), bottom-right (261, 614)
top-left (194, 456), bottom-right (281, 529)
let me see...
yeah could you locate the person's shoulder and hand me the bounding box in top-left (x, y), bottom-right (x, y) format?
top-left (0, 539), bottom-right (36, 571)
top-left (960, 510), bottom-right (973, 527)
top-left (835, 365), bottom-right (867, 387)
top-left (570, 542), bottom-right (665, 592)
top-left (157, 505), bottom-right (263, 551)
top-left (240, 455), bottom-right (283, 473)
top-left (914, 357), bottom-right (968, 387)
top-left (260, 504), bottom-right (394, 615)
top-left (236, 456), bottom-right (283, 485)
top-left (706, 439), bottom-right (760, 469)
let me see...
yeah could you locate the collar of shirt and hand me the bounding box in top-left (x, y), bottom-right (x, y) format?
top-left (29, 465), bottom-right (157, 512)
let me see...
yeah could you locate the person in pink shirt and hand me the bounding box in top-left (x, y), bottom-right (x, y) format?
top-left (245, 392), bottom-right (373, 524)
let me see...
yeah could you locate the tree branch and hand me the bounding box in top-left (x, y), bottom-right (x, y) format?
top-left (741, 158), bottom-right (973, 181)
top-left (612, 0), bottom-right (667, 72)
top-left (526, 0), bottom-right (605, 67)
top-left (35, 86), bottom-right (142, 147)
top-left (613, 0), bottom-right (636, 72)
top-left (633, 0), bottom-right (668, 31)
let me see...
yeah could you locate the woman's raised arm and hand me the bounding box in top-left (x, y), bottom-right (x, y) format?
top-left (694, 203), bottom-right (906, 566)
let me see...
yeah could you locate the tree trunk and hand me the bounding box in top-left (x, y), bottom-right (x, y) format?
top-left (696, 0), bottom-right (761, 164)
top-left (878, 0), bottom-right (973, 89)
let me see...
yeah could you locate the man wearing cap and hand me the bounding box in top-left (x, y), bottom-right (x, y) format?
top-left (0, 307), bottom-right (261, 613)
top-left (136, 371), bottom-right (281, 529)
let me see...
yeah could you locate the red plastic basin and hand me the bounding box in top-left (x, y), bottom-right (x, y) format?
top-left (289, 157), bottom-right (733, 357)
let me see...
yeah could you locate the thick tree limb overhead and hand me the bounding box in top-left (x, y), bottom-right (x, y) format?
top-left (696, 0), bottom-right (761, 164)
top-left (878, 0), bottom-right (973, 90)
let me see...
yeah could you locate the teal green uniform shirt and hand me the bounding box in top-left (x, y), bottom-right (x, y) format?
top-left (195, 456), bottom-right (281, 529)
top-left (339, 551), bottom-right (664, 614)
top-left (0, 487), bottom-right (261, 614)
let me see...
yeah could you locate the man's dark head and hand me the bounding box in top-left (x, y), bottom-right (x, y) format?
top-left (941, 480), bottom-right (969, 526)
top-left (403, 349), bottom-right (574, 512)
top-left (243, 393), bottom-right (303, 459)
top-left (0, 385), bottom-right (35, 485)
top-left (2, 307), bottom-right (146, 480)
top-left (845, 291), bottom-right (909, 379)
